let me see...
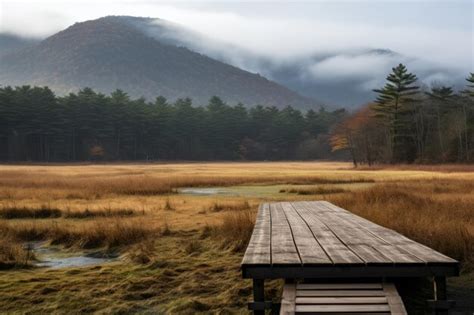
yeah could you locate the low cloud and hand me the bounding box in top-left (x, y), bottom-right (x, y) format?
top-left (308, 53), bottom-right (397, 81)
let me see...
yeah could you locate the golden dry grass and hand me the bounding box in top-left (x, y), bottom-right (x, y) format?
top-left (0, 162), bottom-right (473, 313)
top-left (0, 218), bottom-right (158, 249)
top-left (0, 238), bottom-right (32, 269)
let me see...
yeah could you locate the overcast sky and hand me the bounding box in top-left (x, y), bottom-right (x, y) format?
top-left (1, 0), bottom-right (473, 93)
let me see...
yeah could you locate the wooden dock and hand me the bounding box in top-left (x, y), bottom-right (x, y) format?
top-left (241, 201), bottom-right (459, 314)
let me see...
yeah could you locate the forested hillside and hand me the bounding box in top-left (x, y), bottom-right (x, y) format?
top-left (332, 66), bottom-right (474, 164)
top-left (0, 87), bottom-right (344, 161)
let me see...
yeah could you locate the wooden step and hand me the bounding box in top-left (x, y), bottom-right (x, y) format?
top-left (280, 283), bottom-right (407, 315)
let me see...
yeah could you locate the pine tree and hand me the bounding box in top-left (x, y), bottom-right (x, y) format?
top-left (426, 86), bottom-right (455, 159)
top-left (372, 64), bottom-right (419, 162)
top-left (464, 73), bottom-right (474, 97)
top-left (461, 73), bottom-right (474, 160)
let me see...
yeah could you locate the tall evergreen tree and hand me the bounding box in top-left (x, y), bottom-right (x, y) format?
top-left (464, 73), bottom-right (474, 97)
top-left (426, 86), bottom-right (455, 159)
top-left (461, 73), bottom-right (474, 160)
top-left (372, 64), bottom-right (419, 162)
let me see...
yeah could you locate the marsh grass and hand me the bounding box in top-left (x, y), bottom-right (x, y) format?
top-left (211, 209), bottom-right (256, 252)
top-left (0, 206), bottom-right (139, 219)
top-left (163, 199), bottom-right (175, 211)
top-left (0, 238), bottom-right (33, 269)
top-left (184, 240), bottom-right (203, 255)
top-left (123, 239), bottom-right (157, 264)
top-left (0, 165), bottom-right (376, 202)
top-left (280, 186), bottom-right (346, 195)
top-left (209, 200), bottom-right (251, 212)
top-left (0, 219), bottom-right (158, 250)
top-left (0, 163), bottom-right (473, 312)
top-left (0, 230), bottom-right (283, 314)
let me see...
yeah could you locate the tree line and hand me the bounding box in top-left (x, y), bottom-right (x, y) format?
top-left (0, 87), bottom-right (346, 161)
top-left (2, 65), bottom-right (472, 164)
top-left (331, 65), bottom-right (474, 165)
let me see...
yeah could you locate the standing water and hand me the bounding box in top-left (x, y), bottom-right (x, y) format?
top-left (28, 242), bottom-right (118, 269)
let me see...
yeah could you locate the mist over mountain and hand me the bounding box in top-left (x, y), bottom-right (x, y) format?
top-left (0, 16), bottom-right (317, 109)
top-left (140, 18), bottom-right (466, 107)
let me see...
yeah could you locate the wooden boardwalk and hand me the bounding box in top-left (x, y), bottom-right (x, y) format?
top-left (241, 201), bottom-right (459, 314)
top-left (242, 201), bottom-right (458, 276)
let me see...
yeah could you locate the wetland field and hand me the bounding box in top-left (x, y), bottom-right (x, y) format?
top-left (0, 162), bottom-right (473, 313)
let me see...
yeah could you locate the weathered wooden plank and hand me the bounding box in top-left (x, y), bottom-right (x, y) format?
top-left (281, 202), bottom-right (332, 265)
top-left (307, 201), bottom-right (349, 213)
top-left (297, 290), bottom-right (386, 297)
top-left (315, 204), bottom-right (394, 249)
top-left (372, 230), bottom-right (415, 245)
top-left (295, 304), bottom-right (390, 312)
top-left (280, 283), bottom-right (296, 315)
top-left (271, 203), bottom-right (301, 265)
top-left (297, 283), bottom-right (382, 290)
top-left (293, 203), bottom-right (363, 265)
top-left (241, 204), bottom-right (271, 265)
top-left (325, 225), bottom-right (386, 246)
top-left (372, 245), bottom-right (423, 264)
top-left (292, 206), bottom-right (342, 246)
top-left (400, 243), bottom-right (458, 264)
top-left (348, 245), bottom-right (393, 264)
top-left (318, 202), bottom-right (413, 245)
top-left (295, 297), bottom-right (388, 304)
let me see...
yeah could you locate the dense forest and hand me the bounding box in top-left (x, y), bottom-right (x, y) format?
top-left (331, 66), bottom-right (474, 165)
top-left (1, 65), bottom-right (473, 163)
top-left (0, 87), bottom-right (344, 161)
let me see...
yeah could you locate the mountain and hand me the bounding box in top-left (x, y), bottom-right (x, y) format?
top-left (0, 34), bottom-right (38, 57)
top-left (0, 16), bottom-right (318, 109)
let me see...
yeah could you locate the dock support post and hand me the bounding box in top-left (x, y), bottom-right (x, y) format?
top-left (253, 279), bottom-right (265, 315)
top-left (433, 276), bottom-right (449, 315)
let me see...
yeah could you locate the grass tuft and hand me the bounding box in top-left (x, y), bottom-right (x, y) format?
top-left (184, 240), bottom-right (202, 255)
top-left (211, 209), bottom-right (255, 252)
top-left (209, 201), bottom-right (250, 212)
top-left (164, 199), bottom-right (175, 211)
top-left (0, 238), bottom-right (34, 269)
